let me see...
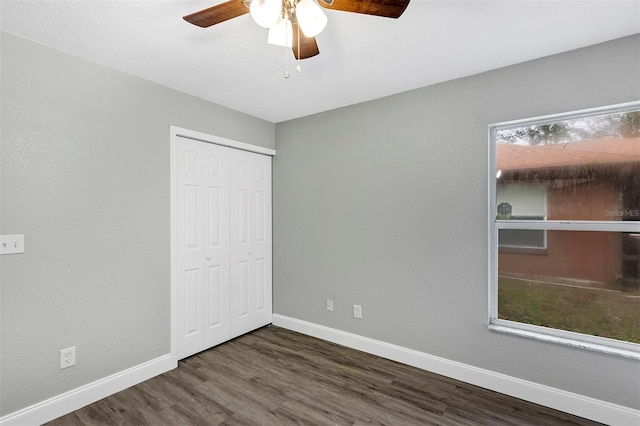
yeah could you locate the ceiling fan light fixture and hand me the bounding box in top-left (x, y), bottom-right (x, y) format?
top-left (295, 0), bottom-right (327, 37)
top-left (184, 0), bottom-right (410, 63)
top-left (250, 0), bottom-right (281, 28)
top-left (267, 17), bottom-right (293, 47)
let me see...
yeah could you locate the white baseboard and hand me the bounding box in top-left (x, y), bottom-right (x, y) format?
top-left (0, 354), bottom-right (176, 426)
top-left (272, 314), bottom-right (640, 426)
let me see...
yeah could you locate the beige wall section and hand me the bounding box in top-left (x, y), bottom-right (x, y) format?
top-left (273, 34), bottom-right (640, 410)
top-left (0, 31), bottom-right (274, 416)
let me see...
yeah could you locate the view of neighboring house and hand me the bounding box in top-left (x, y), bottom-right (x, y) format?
top-left (496, 136), bottom-right (640, 286)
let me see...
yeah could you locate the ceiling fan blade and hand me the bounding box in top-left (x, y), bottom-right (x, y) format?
top-left (318, 0), bottom-right (409, 18)
top-left (292, 23), bottom-right (320, 60)
top-left (183, 0), bottom-right (249, 28)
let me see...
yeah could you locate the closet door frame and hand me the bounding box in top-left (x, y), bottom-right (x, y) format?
top-left (170, 126), bottom-right (275, 362)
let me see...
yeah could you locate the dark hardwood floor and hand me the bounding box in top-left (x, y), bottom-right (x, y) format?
top-left (47, 326), bottom-right (601, 425)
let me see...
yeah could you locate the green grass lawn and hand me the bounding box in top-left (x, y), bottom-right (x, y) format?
top-left (498, 277), bottom-right (640, 344)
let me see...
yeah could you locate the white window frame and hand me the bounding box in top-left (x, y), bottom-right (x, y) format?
top-left (488, 101), bottom-right (640, 360)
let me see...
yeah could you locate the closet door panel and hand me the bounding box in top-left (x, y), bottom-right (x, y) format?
top-left (202, 143), bottom-right (231, 348)
top-left (230, 150), bottom-right (272, 338)
top-left (175, 138), bottom-right (231, 359)
top-left (175, 138), bottom-right (206, 359)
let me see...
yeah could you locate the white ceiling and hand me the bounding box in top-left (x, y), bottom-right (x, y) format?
top-left (2, 1), bottom-right (639, 123)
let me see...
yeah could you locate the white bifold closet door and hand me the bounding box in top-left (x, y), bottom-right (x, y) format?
top-left (174, 136), bottom-right (272, 360)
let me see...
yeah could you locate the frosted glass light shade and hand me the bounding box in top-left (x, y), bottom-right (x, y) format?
top-left (295, 0), bottom-right (327, 37)
top-left (268, 17), bottom-right (293, 47)
top-left (250, 0), bottom-right (281, 28)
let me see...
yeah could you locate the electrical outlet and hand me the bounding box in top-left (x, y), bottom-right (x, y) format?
top-left (60, 346), bottom-right (76, 369)
top-left (326, 299), bottom-right (334, 312)
top-left (353, 304), bottom-right (362, 319)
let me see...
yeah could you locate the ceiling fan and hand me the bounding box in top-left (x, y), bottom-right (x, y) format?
top-left (183, 0), bottom-right (410, 60)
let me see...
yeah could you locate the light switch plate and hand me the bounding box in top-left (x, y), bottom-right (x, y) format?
top-left (1, 235), bottom-right (25, 255)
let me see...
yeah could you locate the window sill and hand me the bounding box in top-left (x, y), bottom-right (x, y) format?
top-left (488, 321), bottom-right (640, 360)
top-left (499, 246), bottom-right (548, 255)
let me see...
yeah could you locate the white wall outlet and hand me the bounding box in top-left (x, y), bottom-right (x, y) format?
top-left (60, 346), bottom-right (76, 369)
top-left (0, 234), bottom-right (24, 255)
top-left (326, 299), bottom-right (334, 312)
top-left (353, 304), bottom-right (362, 319)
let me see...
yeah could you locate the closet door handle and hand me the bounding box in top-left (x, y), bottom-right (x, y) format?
top-left (248, 251), bottom-right (253, 255)
top-left (206, 256), bottom-right (211, 260)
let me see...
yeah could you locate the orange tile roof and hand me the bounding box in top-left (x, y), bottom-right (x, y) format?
top-left (496, 137), bottom-right (640, 171)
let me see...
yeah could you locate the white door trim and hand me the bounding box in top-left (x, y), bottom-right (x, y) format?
top-left (170, 126), bottom-right (275, 363)
top-left (171, 126), bottom-right (276, 156)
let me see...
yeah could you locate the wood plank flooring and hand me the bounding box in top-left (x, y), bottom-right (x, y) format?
top-left (47, 326), bottom-right (601, 425)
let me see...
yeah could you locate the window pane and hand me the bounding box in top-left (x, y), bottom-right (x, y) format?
top-left (496, 183), bottom-right (546, 218)
top-left (498, 230), bottom-right (640, 343)
top-left (499, 229), bottom-right (545, 249)
top-left (495, 111), bottom-right (640, 222)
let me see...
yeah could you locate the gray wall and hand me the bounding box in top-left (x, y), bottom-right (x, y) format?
top-left (0, 32), bottom-right (274, 416)
top-left (273, 34), bottom-right (640, 409)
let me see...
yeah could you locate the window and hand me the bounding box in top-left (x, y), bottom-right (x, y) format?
top-left (496, 183), bottom-right (547, 251)
top-left (489, 102), bottom-right (640, 359)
